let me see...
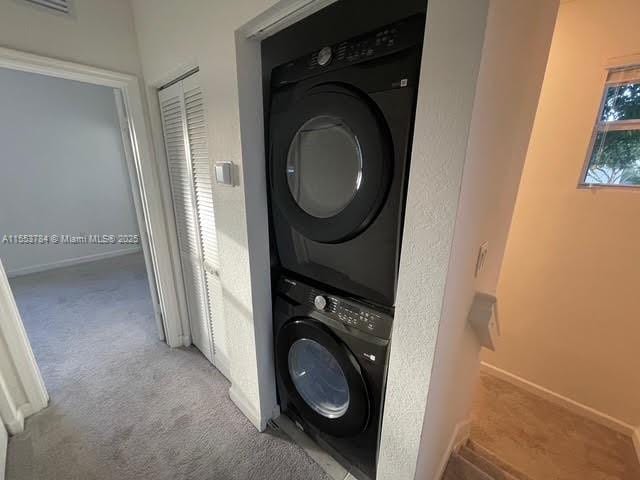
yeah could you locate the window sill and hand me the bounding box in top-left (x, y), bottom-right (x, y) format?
top-left (577, 183), bottom-right (640, 191)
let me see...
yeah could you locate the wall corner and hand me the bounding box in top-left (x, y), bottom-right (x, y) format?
top-left (0, 421), bottom-right (6, 480)
top-left (633, 426), bottom-right (640, 467)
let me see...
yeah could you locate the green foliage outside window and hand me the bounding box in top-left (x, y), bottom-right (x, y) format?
top-left (585, 82), bottom-right (640, 186)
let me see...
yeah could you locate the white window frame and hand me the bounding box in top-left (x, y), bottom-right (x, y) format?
top-left (580, 63), bottom-right (640, 190)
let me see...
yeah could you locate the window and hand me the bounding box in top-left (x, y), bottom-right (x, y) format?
top-left (583, 66), bottom-right (640, 187)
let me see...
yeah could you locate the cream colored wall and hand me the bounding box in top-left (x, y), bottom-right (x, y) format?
top-left (483, 0), bottom-right (640, 428)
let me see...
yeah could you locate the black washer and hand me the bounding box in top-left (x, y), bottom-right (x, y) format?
top-left (276, 318), bottom-right (370, 436)
top-left (273, 275), bottom-right (393, 480)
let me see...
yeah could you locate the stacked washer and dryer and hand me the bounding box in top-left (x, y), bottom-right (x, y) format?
top-left (267, 14), bottom-right (425, 480)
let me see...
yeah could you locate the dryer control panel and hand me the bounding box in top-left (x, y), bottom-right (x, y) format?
top-left (272, 14), bottom-right (425, 87)
top-left (278, 277), bottom-right (393, 340)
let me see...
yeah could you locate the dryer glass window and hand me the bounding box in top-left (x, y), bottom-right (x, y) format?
top-left (288, 338), bottom-right (350, 418)
top-left (286, 115), bottom-right (363, 218)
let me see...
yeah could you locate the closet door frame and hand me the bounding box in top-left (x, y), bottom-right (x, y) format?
top-left (182, 73), bottom-right (229, 374)
top-left (158, 74), bottom-right (222, 369)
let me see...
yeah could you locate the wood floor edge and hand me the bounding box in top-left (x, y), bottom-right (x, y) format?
top-left (479, 362), bottom-right (635, 436)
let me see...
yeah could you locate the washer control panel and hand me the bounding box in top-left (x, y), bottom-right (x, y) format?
top-left (307, 288), bottom-right (391, 339)
top-left (278, 277), bottom-right (393, 340)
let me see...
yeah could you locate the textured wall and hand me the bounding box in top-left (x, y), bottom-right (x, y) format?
top-left (0, 68), bottom-right (139, 275)
top-left (415, 0), bottom-right (559, 478)
top-left (484, 0), bottom-right (640, 428)
top-left (377, 2), bottom-right (489, 479)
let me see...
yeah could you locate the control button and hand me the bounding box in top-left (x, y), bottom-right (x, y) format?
top-left (317, 46), bottom-right (332, 66)
top-left (314, 295), bottom-right (328, 311)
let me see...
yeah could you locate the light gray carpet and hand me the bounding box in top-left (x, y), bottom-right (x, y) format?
top-left (7, 253), bottom-right (329, 480)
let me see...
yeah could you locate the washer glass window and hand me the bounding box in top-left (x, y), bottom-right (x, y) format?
top-left (288, 338), bottom-right (350, 418)
top-left (286, 115), bottom-right (363, 218)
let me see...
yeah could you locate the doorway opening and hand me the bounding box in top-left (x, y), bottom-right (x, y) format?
top-left (0, 64), bottom-right (163, 416)
top-left (0, 45), bottom-right (188, 436)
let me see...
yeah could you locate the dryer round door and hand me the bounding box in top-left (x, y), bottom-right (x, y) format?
top-left (270, 83), bottom-right (393, 243)
top-left (276, 318), bottom-right (370, 437)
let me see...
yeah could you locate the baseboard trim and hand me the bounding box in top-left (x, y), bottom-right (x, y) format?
top-left (481, 362), bottom-right (635, 436)
top-left (633, 427), bottom-right (640, 467)
top-left (229, 385), bottom-right (265, 432)
top-left (6, 246), bottom-right (142, 278)
top-left (4, 408), bottom-right (24, 436)
top-left (435, 418), bottom-right (472, 480)
top-left (214, 352), bottom-right (231, 382)
top-left (0, 422), bottom-right (6, 480)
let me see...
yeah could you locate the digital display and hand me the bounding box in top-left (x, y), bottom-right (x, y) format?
top-left (342, 304), bottom-right (359, 313)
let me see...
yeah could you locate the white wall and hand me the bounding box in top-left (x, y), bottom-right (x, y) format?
top-left (0, 0), bottom-right (192, 350)
top-left (0, 420), bottom-right (6, 480)
top-left (0, 0), bottom-right (142, 76)
top-left (484, 0), bottom-right (640, 429)
top-left (131, 0), bottom-right (280, 430)
top-left (0, 0), bottom-right (147, 276)
top-left (0, 0), bottom-right (147, 278)
top-left (411, 1), bottom-right (559, 478)
top-left (0, 68), bottom-right (139, 276)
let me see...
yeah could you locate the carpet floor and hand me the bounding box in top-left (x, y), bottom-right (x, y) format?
top-left (6, 253), bottom-right (329, 480)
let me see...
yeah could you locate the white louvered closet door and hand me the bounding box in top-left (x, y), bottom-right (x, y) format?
top-left (158, 73), bottom-right (228, 375)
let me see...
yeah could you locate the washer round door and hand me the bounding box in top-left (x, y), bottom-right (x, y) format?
top-left (270, 83), bottom-right (393, 244)
top-left (276, 318), bottom-right (370, 437)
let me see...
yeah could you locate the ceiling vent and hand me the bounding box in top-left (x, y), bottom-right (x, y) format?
top-left (19, 0), bottom-right (73, 16)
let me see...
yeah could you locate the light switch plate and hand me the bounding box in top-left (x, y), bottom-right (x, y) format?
top-left (215, 161), bottom-right (234, 186)
top-left (475, 241), bottom-right (488, 277)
